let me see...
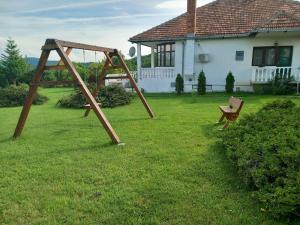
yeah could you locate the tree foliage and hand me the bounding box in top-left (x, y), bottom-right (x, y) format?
top-left (0, 38), bottom-right (27, 85)
top-left (197, 70), bottom-right (206, 95)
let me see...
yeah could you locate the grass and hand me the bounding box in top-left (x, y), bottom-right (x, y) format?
top-left (0, 88), bottom-right (300, 225)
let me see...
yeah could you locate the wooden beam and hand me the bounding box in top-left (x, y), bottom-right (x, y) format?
top-left (43, 39), bottom-right (116, 53)
top-left (104, 52), bottom-right (114, 65)
top-left (44, 65), bottom-right (66, 71)
top-left (54, 40), bottom-right (121, 144)
top-left (110, 65), bottom-right (124, 69)
top-left (14, 49), bottom-right (50, 138)
top-left (116, 51), bottom-right (155, 118)
top-left (58, 47), bottom-right (72, 66)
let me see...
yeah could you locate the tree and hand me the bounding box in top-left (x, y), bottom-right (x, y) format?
top-left (1, 38), bottom-right (27, 85)
top-left (175, 74), bottom-right (184, 95)
top-left (197, 70), bottom-right (206, 95)
top-left (0, 64), bottom-right (9, 87)
top-left (225, 71), bottom-right (235, 94)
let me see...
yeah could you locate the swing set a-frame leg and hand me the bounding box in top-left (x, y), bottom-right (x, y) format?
top-left (14, 50), bottom-right (50, 138)
top-left (116, 51), bottom-right (155, 118)
top-left (54, 41), bottom-right (121, 144)
top-left (14, 39), bottom-right (121, 144)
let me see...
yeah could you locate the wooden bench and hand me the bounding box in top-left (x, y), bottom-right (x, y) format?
top-left (218, 96), bottom-right (244, 129)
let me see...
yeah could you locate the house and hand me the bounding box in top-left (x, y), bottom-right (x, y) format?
top-left (129, 0), bottom-right (300, 93)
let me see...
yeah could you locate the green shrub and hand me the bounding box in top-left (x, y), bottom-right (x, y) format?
top-left (260, 99), bottom-right (296, 111)
top-left (197, 70), bottom-right (206, 95)
top-left (0, 84), bottom-right (48, 107)
top-left (253, 73), bottom-right (295, 95)
top-left (56, 89), bottom-right (87, 109)
top-left (253, 83), bottom-right (273, 95)
top-left (225, 71), bottom-right (235, 94)
top-left (271, 73), bottom-right (295, 95)
top-left (220, 100), bottom-right (300, 218)
top-left (98, 84), bottom-right (133, 108)
top-left (175, 74), bottom-right (184, 95)
top-left (57, 85), bottom-right (133, 109)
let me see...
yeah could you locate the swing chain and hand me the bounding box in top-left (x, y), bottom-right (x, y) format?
top-left (94, 51), bottom-right (98, 84)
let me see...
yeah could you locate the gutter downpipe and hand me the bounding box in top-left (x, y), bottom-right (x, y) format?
top-left (182, 41), bottom-right (186, 77)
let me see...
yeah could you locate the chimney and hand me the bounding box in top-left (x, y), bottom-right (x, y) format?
top-left (187, 0), bottom-right (197, 36)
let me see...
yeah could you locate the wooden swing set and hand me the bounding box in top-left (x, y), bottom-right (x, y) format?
top-left (13, 39), bottom-right (155, 145)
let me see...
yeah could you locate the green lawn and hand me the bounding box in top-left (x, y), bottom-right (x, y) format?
top-left (1, 88), bottom-right (299, 225)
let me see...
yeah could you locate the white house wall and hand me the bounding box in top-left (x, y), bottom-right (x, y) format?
top-left (137, 32), bottom-right (300, 93)
top-left (195, 34), bottom-right (300, 92)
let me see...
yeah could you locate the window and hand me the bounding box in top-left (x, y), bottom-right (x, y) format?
top-left (235, 51), bottom-right (244, 61)
top-left (156, 43), bottom-right (175, 67)
top-left (252, 46), bottom-right (293, 67)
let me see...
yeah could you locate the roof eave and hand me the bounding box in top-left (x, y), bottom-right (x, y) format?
top-left (129, 33), bottom-right (253, 43)
top-left (129, 28), bottom-right (300, 44)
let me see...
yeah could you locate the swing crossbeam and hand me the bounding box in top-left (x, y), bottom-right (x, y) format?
top-left (42, 39), bottom-right (115, 53)
top-left (45, 65), bottom-right (66, 71)
top-left (13, 39), bottom-right (155, 145)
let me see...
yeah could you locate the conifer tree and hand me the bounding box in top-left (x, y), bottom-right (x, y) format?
top-left (1, 38), bottom-right (27, 85)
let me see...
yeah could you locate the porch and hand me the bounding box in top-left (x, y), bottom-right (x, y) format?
top-left (136, 42), bottom-right (178, 92)
top-left (251, 66), bottom-right (300, 83)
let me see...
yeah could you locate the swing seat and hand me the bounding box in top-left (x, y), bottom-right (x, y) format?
top-left (83, 102), bottom-right (102, 108)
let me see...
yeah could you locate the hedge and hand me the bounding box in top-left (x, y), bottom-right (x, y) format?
top-left (0, 84), bottom-right (48, 107)
top-left (220, 100), bottom-right (300, 218)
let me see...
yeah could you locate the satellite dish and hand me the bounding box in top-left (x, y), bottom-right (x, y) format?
top-left (129, 46), bottom-right (136, 57)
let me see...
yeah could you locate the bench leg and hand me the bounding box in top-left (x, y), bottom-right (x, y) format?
top-left (218, 114), bottom-right (225, 123)
top-left (223, 120), bottom-right (230, 129)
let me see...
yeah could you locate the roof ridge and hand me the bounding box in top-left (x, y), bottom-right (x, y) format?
top-left (129, 0), bottom-right (300, 43)
top-left (254, 9), bottom-right (300, 30)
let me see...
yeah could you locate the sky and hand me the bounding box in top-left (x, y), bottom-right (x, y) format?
top-left (0, 0), bottom-right (214, 61)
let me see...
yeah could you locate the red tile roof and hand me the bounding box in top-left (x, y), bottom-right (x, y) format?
top-left (129, 0), bottom-right (300, 42)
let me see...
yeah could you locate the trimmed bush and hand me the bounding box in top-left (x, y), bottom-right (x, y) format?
top-left (175, 74), bottom-right (184, 95)
top-left (98, 84), bottom-right (133, 108)
top-left (253, 73), bottom-right (295, 95)
top-left (57, 85), bottom-right (133, 109)
top-left (260, 99), bottom-right (296, 111)
top-left (56, 89), bottom-right (87, 109)
top-left (225, 71), bottom-right (235, 94)
top-left (0, 84), bottom-right (48, 107)
top-left (220, 100), bottom-right (300, 218)
top-left (271, 73), bottom-right (295, 95)
top-left (197, 70), bottom-right (206, 95)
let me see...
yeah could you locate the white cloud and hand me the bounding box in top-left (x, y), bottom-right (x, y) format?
top-left (21, 0), bottom-right (129, 14)
top-left (156, 0), bottom-right (216, 10)
top-left (156, 0), bottom-right (186, 9)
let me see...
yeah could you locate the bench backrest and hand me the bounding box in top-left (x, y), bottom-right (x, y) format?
top-left (229, 96), bottom-right (244, 113)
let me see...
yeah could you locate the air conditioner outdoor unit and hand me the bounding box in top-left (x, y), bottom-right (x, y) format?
top-left (199, 54), bottom-right (209, 63)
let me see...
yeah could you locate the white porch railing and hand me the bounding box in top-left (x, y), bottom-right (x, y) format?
top-left (140, 67), bottom-right (175, 80)
top-left (252, 67), bottom-right (300, 83)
